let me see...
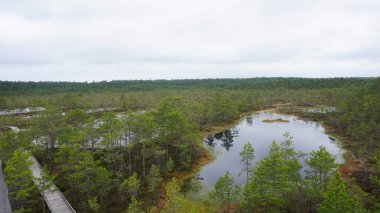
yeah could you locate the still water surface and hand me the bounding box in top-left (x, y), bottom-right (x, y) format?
top-left (197, 112), bottom-right (344, 188)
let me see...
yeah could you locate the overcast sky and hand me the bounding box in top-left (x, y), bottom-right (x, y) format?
top-left (0, 0), bottom-right (379, 81)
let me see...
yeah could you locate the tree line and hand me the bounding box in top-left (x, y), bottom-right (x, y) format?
top-left (0, 77), bottom-right (373, 96)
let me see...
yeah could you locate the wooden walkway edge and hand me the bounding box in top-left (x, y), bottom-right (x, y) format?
top-left (0, 160), bottom-right (12, 213)
top-left (29, 155), bottom-right (76, 213)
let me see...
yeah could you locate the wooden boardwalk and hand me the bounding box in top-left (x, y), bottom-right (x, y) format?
top-left (29, 155), bottom-right (76, 213)
top-left (0, 160), bottom-right (12, 213)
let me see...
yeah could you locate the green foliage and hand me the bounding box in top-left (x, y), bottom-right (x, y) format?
top-left (239, 141), bottom-right (255, 183)
top-left (242, 135), bottom-right (301, 212)
top-left (147, 164), bottom-right (162, 200)
top-left (4, 149), bottom-right (37, 213)
top-left (55, 145), bottom-right (112, 212)
top-left (164, 178), bottom-right (208, 213)
top-left (0, 130), bottom-right (32, 161)
top-left (166, 157), bottom-right (174, 175)
top-left (318, 173), bottom-right (364, 213)
top-left (54, 144), bottom-right (81, 175)
top-left (127, 196), bottom-right (144, 213)
top-left (35, 97), bottom-right (206, 211)
top-left (289, 146), bottom-right (338, 212)
top-left (132, 112), bottom-right (158, 177)
top-left (154, 97), bottom-right (195, 169)
top-left (64, 109), bottom-right (90, 129)
top-left (1, 78), bottom-right (378, 212)
top-left (99, 112), bottom-right (124, 148)
top-left (0, 96), bottom-right (7, 108)
top-left (208, 171), bottom-right (240, 213)
top-left (163, 178), bottom-right (182, 213)
top-left (69, 152), bottom-right (112, 199)
top-left (58, 109), bottom-right (92, 148)
top-left (210, 93), bottom-right (239, 123)
top-left (34, 165), bottom-right (56, 194)
top-left (87, 197), bottom-right (100, 212)
top-left (305, 146), bottom-right (337, 192)
top-left (281, 131), bottom-right (302, 184)
top-left (0, 78), bottom-right (373, 96)
top-left (121, 172), bottom-right (140, 198)
top-left (32, 105), bottom-right (63, 152)
top-left (330, 78), bottom-right (380, 157)
top-left (369, 153), bottom-right (380, 211)
top-left (179, 177), bottom-right (202, 198)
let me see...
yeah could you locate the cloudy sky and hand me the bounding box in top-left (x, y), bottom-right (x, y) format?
top-left (0, 0), bottom-right (379, 81)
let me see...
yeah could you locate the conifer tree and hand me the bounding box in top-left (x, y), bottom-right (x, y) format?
top-left (127, 196), bottom-right (144, 213)
top-left (147, 164), bottom-right (162, 200)
top-left (209, 171), bottom-right (240, 213)
top-left (242, 140), bottom-right (301, 212)
top-left (239, 141), bottom-right (255, 183)
top-left (4, 149), bottom-right (37, 213)
top-left (318, 173), bottom-right (364, 213)
top-left (305, 146), bottom-right (336, 191)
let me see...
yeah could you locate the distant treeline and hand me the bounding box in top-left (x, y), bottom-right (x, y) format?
top-left (0, 77), bottom-right (375, 95)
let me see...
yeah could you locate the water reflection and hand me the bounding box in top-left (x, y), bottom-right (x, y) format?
top-left (246, 116), bottom-right (253, 126)
top-left (204, 135), bottom-right (215, 146)
top-left (198, 112), bottom-right (344, 188)
top-left (207, 129), bottom-right (239, 151)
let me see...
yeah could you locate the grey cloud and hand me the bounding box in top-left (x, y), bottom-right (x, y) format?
top-left (329, 45), bottom-right (380, 62)
top-left (0, 0), bottom-right (379, 81)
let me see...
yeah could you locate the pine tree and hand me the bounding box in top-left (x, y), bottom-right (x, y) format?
top-left (163, 178), bottom-right (182, 213)
top-left (4, 149), bottom-right (37, 213)
top-left (120, 172), bottom-right (140, 199)
top-left (281, 132), bottom-right (302, 184)
top-left (242, 140), bottom-right (300, 212)
top-left (209, 171), bottom-right (240, 213)
top-left (305, 146), bottom-right (336, 191)
top-left (124, 110), bottom-right (137, 176)
top-left (133, 113), bottom-right (157, 177)
top-left (127, 196), bottom-right (144, 213)
top-left (164, 178), bottom-right (208, 213)
top-left (318, 173), bottom-right (364, 213)
top-left (147, 164), bottom-right (162, 200)
top-left (0, 130), bottom-right (32, 161)
top-left (239, 141), bottom-right (255, 183)
top-left (34, 105), bottom-right (62, 153)
top-left (65, 150), bottom-right (112, 212)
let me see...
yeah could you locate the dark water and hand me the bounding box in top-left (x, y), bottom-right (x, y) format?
top-left (197, 112), bottom-right (344, 188)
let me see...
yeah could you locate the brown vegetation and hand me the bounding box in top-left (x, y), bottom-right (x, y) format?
top-left (262, 118), bottom-right (290, 123)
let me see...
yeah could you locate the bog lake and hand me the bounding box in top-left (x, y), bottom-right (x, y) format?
top-left (195, 112), bottom-right (344, 192)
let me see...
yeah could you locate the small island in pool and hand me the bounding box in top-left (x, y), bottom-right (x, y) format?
top-left (262, 118), bottom-right (290, 123)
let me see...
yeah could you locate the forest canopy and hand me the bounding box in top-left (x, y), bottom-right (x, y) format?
top-left (0, 77), bottom-right (374, 96)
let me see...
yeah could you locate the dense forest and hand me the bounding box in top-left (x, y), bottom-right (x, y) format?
top-left (0, 77), bottom-right (379, 212)
top-left (0, 78), bottom-right (374, 95)
top-left (0, 78), bottom-right (374, 111)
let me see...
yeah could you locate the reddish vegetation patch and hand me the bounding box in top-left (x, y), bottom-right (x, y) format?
top-left (339, 156), bottom-right (362, 177)
top-left (339, 154), bottom-right (373, 192)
